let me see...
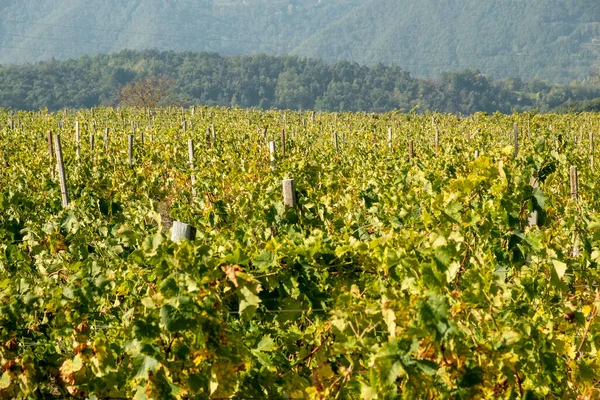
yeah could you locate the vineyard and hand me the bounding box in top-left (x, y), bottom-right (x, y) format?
top-left (1, 107), bottom-right (600, 399)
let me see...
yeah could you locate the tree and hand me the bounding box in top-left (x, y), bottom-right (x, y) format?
top-left (118, 76), bottom-right (176, 108)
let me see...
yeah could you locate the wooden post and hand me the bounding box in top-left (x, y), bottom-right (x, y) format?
top-left (269, 141), bottom-right (276, 170)
top-left (139, 130), bottom-right (144, 145)
top-left (590, 131), bottom-right (594, 168)
top-left (527, 120), bottom-right (531, 140)
top-left (75, 121), bottom-right (80, 157)
top-left (283, 179), bottom-right (297, 208)
top-left (171, 221), bottom-right (196, 242)
top-left (206, 127), bottom-right (211, 148)
top-left (528, 177), bottom-right (539, 227)
top-left (408, 140), bottom-right (414, 159)
top-left (89, 132), bottom-right (95, 152)
top-left (47, 130), bottom-right (54, 158)
top-left (210, 124), bottom-right (216, 142)
top-left (188, 140), bottom-right (197, 197)
top-left (434, 128), bottom-right (440, 153)
top-left (281, 129), bottom-right (286, 156)
top-left (128, 135), bottom-right (134, 167)
top-left (333, 133), bottom-right (339, 153)
top-left (387, 127), bottom-right (393, 149)
top-left (54, 134), bottom-right (69, 208)
top-left (47, 131), bottom-right (55, 178)
top-left (570, 166), bottom-right (578, 199)
top-left (513, 123), bottom-right (519, 157)
top-left (104, 127), bottom-right (109, 154)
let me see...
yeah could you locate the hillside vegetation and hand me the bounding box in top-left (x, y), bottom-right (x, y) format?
top-left (0, 51), bottom-right (599, 113)
top-left (0, 0), bottom-right (598, 82)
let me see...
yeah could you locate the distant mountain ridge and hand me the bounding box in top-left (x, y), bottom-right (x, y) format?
top-left (0, 0), bottom-right (598, 83)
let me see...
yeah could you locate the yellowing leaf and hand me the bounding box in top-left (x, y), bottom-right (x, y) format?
top-left (0, 371), bottom-right (11, 389)
top-left (552, 259), bottom-right (567, 279)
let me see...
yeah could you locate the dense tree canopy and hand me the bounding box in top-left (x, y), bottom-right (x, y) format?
top-left (0, 50), bottom-right (598, 114)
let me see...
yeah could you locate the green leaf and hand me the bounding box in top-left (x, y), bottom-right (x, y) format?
top-left (256, 335), bottom-right (276, 352)
top-left (239, 285), bottom-right (261, 319)
top-left (160, 304), bottom-right (195, 332)
top-left (61, 212), bottom-right (79, 233)
top-left (134, 356), bottom-right (160, 380)
top-left (253, 250), bottom-right (276, 272)
top-left (532, 187), bottom-right (547, 209)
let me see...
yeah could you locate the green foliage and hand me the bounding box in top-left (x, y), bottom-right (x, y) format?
top-left (0, 0), bottom-right (598, 83)
top-left (1, 51), bottom-right (600, 114)
top-left (1, 107), bottom-right (600, 398)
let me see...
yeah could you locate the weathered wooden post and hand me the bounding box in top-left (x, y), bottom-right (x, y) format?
top-left (283, 179), bottom-right (297, 208)
top-left (387, 127), bottom-right (393, 149)
top-left (54, 134), bottom-right (69, 208)
top-left (590, 131), bottom-right (594, 168)
top-left (128, 134), bottom-right (134, 167)
top-left (333, 133), bottom-right (339, 153)
top-left (47, 130), bottom-right (55, 178)
top-left (528, 177), bottom-right (539, 227)
top-left (409, 140), bottom-right (414, 159)
top-left (269, 141), bottom-right (276, 170)
top-left (434, 128), bottom-right (440, 153)
top-left (104, 127), bottom-right (109, 154)
top-left (89, 132), bottom-right (95, 152)
top-left (570, 166), bottom-right (578, 199)
top-left (281, 129), bottom-right (286, 156)
top-left (513, 123), bottom-right (519, 157)
top-left (75, 121), bottom-right (81, 156)
top-left (171, 221), bottom-right (196, 242)
top-left (188, 140), bottom-right (197, 197)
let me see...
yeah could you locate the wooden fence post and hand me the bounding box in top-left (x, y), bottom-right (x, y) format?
top-left (281, 129), bottom-right (286, 156)
top-left (434, 128), bottom-right (440, 153)
top-left (54, 134), bottom-right (69, 208)
top-left (570, 166), bottom-right (578, 199)
top-left (528, 177), bottom-right (539, 227)
top-left (513, 123), bottom-right (519, 157)
top-left (47, 131), bottom-right (55, 178)
top-left (333, 133), bottom-right (339, 153)
top-left (188, 139), bottom-right (197, 197)
top-left (89, 132), bottom-right (95, 152)
top-left (283, 179), bottom-right (297, 208)
top-left (409, 140), bottom-right (414, 159)
top-left (128, 135), bottom-right (134, 167)
top-left (590, 131), bottom-right (594, 168)
top-left (104, 127), bottom-right (109, 154)
top-left (75, 121), bottom-right (80, 157)
top-left (269, 141), bottom-right (276, 170)
top-left (388, 127), bottom-right (393, 149)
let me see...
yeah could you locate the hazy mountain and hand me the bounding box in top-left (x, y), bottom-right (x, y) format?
top-left (0, 0), bottom-right (598, 82)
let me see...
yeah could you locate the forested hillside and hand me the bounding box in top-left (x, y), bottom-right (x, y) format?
top-left (0, 0), bottom-right (598, 83)
top-left (0, 50), bottom-right (598, 113)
